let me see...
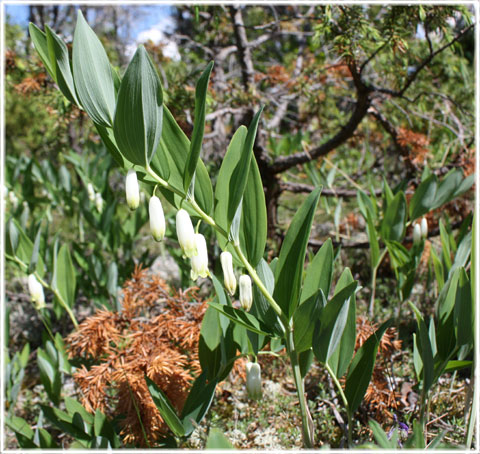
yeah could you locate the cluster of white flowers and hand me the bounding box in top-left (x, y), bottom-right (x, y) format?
top-left (125, 170), bottom-right (254, 309)
top-left (5, 186), bottom-right (19, 210)
top-left (412, 217), bottom-right (428, 244)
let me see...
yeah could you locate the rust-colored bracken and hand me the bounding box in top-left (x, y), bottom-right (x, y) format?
top-left (66, 265), bottom-right (207, 446)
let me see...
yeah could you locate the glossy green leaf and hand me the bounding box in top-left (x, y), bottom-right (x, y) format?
top-left (29, 23), bottom-right (55, 79)
top-left (345, 319), bottom-right (392, 414)
top-left (215, 109), bottom-right (263, 233)
top-left (327, 268), bottom-right (357, 378)
top-left (205, 428), bottom-right (234, 449)
top-left (45, 25), bottom-right (79, 105)
top-left (27, 222), bottom-right (43, 274)
top-left (381, 191), bottom-right (406, 242)
top-left (455, 268), bottom-right (473, 347)
top-left (409, 302), bottom-right (434, 393)
top-left (409, 174), bottom-right (437, 220)
top-left (444, 360), bottom-right (472, 373)
top-left (430, 247), bottom-right (445, 291)
top-left (433, 169), bottom-right (463, 209)
top-left (157, 106), bottom-right (212, 213)
top-left (73, 11), bottom-right (116, 126)
top-left (366, 211), bottom-right (380, 269)
top-left (274, 188), bottom-right (322, 318)
top-left (41, 405), bottom-right (90, 441)
top-left (5, 218), bottom-right (45, 278)
top-left (239, 156), bottom-right (267, 267)
top-left (251, 259), bottom-right (283, 336)
top-left (94, 409), bottom-right (119, 447)
top-left (300, 238), bottom-right (333, 304)
top-left (146, 376), bottom-right (185, 437)
top-left (369, 420), bottom-right (397, 449)
top-left (53, 244), bottom-right (76, 308)
top-left (181, 372), bottom-right (217, 436)
top-left (313, 281), bottom-right (357, 364)
top-left (37, 349), bottom-right (61, 406)
top-left (64, 397), bottom-right (94, 425)
top-left (357, 190), bottom-right (377, 220)
top-left (183, 61), bottom-right (213, 191)
top-left (113, 45), bottom-right (163, 166)
top-left (293, 292), bottom-right (321, 352)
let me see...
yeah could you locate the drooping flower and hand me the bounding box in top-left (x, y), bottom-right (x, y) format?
top-left (220, 251), bottom-right (236, 295)
top-left (421, 217), bottom-right (428, 239)
top-left (87, 183), bottom-right (95, 202)
top-left (125, 169), bottom-right (140, 211)
top-left (412, 223), bottom-right (422, 245)
top-left (239, 274), bottom-right (253, 311)
top-left (176, 209), bottom-right (197, 257)
top-left (149, 196), bottom-right (165, 241)
top-left (28, 274), bottom-right (45, 308)
top-left (95, 192), bottom-right (104, 213)
top-left (246, 361), bottom-right (262, 400)
top-left (190, 233), bottom-right (209, 280)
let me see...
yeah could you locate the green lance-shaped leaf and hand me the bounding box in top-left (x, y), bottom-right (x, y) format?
top-left (409, 174), bottom-right (437, 220)
top-left (326, 268), bottom-right (357, 378)
top-left (145, 376), bottom-right (185, 437)
top-left (239, 156), bottom-right (267, 267)
top-left (27, 222), bottom-right (43, 275)
top-left (52, 244), bottom-right (76, 308)
top-left (180, 372), bottom-right (217, 436)
top-left (215, 108), bottom-right (263, 232)
top-left (293, 292), bottom-right (322, 353)
top-left (45, 25), bottom-right (80, 105)
top-left (312, 281), bottom-right (357, 364)
top-left (408, 302), bottom-right (434, 393)
top-left (183, 61), bottom-right (214, 192)
top-left (455, 267), bottom-right (473, 347)
top-left (29, 23), bottom-right (55, 80)
top-left (156, 106), bottom-right (213, 214)
top-left (113, 45), bottom-right (163, 166)
top-left (365, 211), bottom-right (380, 269)
top-left (73, 10), bottom-right (116, 127)
top-left (300, 238), bottom-right (333, 304)
top-left (345, 318), bottom-right (393, 414)
top-left (273, 187), bottom-right (322, 319)
top-left (380, 190), bottom-right (406, 242)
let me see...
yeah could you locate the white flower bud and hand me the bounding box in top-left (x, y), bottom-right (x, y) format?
top-left (149, 196), bottom-right (165, 241)
top-left (28, 274), bottom-right (45, 307)
top-left (413, 223), bottom-right (422, 245)
top-left (421, 217), bottom-right (428, 239)
top-left (95, 192), bottom-right (104, 212)
top-left (220, 251), bottom-right (236, 295)
top-left (87, 183), bottom-right (95, 202)
top-left (4, 186), bottom-right (9, 199)
top-left (239, 274), bottom-right (253, 311)
top-left (246, 361), bottom-right (262, 400)
top-left (8, 191), bottom-right (18, 209)
top-left (190, 233), bottom-right (209, 280)
top-left (125, 169), bottom-right (140, 211)
top-left (176, 209), bottom-right (197, 257)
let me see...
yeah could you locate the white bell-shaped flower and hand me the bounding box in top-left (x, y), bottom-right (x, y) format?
top-left (95, 192), bottom-right (104, 213)
top-left (190, 233), bottom-right (209, 280)
top-left (246, 361), bottom-right (262, 400)
top-left (8, 191), bottom-right (18, 209)
top-left (413, 222), bottom-right (422, 245)
top-left (176, 209), bottom-right (197, 257)
top-left (421, 217), bottom-right (428, 239)
top-left (28, 274), bottom-right (45, 307)
top-left (149, 196), bottom-right (165, 242)
top-left (125, 169), bottom-right (140, 211)
top-left (87, 183), bottom-right (95, 202)
top-left (239, 274), bottom-right (253, 311)
top-left (220, 251), bottom-right (236, 295)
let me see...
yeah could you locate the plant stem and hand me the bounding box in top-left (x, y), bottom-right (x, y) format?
top-left (325, 362), bottom-right (352, 448)
top-left (286, 328), bottom-right (314, 448)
